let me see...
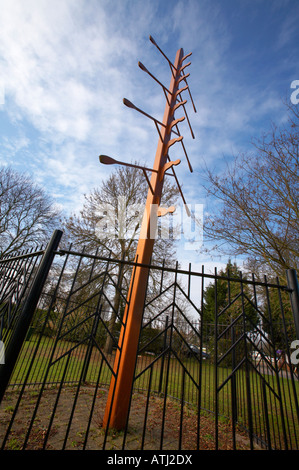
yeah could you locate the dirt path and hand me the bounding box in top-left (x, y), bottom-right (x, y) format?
top-left (0, 385), bottom-right (257, 450)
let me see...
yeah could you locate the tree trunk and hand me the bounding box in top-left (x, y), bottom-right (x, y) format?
top-left (104, 265), bottom-right (123, 355)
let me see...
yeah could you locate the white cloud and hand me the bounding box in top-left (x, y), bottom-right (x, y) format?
top-left (0, 0), bottom-right (297, 239)
top-left (0, 0), bottom-right (151, 141)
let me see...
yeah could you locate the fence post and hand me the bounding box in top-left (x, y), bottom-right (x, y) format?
top-left (158, 315), bottom-right (169, 394)
top-left (286, 269), bottom-right (299, 340)
top-left (0, 229), bottom-right (63, 403)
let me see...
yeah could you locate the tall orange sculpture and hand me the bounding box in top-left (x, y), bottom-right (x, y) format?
top-left (100, 36), bottom-right (196, 430)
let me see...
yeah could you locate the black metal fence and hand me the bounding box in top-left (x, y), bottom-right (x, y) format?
top-left (0, 231), bottom-right (298, 450)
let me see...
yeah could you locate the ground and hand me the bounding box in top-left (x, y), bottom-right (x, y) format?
top-left (0, 385), bottom-right (258, 450)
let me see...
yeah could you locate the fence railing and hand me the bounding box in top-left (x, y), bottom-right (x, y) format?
top-left (0, 234), bottom-right (298, 450)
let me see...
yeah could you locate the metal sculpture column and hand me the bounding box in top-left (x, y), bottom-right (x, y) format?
top-left (100, 36), bottom-right (196, 430)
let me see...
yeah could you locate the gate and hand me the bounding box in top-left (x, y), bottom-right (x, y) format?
top-left (0, 231), bottom-right (298, 450)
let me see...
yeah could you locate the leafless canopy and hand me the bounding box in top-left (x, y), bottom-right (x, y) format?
top-left (0, 167), bottom-right (60, 257)
top-left (203, 106), bottom-right (299, 275)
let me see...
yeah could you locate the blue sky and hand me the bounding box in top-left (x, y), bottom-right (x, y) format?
top-left (0, 0), bottom-right (298, 271)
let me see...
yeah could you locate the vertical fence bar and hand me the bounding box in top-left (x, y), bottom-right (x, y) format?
top-left (159, 266), bottom-right (178, 450)
top-left (231, 324), bottom-right (237, 449)
top-left (83, 352), bottom-right (106, 450)
top-left (286, 269), bottom-right (299, 340)
top-left (197, 265), bottom-right (204, 450)
top-left (178, 367), bottom-right (186, 450)
top-left (264, 275), bottom-right (288, 450)
top-left (277, 277), bottom-right (299, 449)
top-left (0, 229), bottom-right (63, 404)
top-left (1, 248), bottom-right (298, 450)
top-left (103, 256), bottom-right (140, 448)
top-left (82, 252), bottom-right (112, 383)
top-left (262, 380), bottom-right (272, 450)
top-left (158, 315), bottom-right (169, 394)
top-left (141, 364), bottom-right (154, 450)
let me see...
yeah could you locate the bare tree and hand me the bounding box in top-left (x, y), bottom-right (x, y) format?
top-left (0, 167), bottom-right (61, 257)
top-left (203, 106), bottom-right (299, 276)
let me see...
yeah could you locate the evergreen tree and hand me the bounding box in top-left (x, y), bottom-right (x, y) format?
top-left (203, 261), bottom-right (259, 327)
top-left (202, 261), bottom-right (260, 365)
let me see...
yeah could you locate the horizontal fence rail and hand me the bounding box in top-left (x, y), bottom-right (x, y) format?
top-left (0, 239), bottom-right (298, 450)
